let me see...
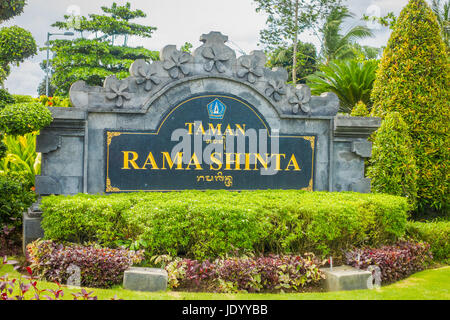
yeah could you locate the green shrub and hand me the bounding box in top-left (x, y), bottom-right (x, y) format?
top-left (406, 220), bottom-right (450, 263)
top-left (368, 112), bottom-right (418, 208)
top-left (36, 95), bottom-right (72, 108)
top-left (0, 133), bottom-right (41, 187)
top-left (0, 132), bottom-right (6, 161)
top-left (41, 191), bottom-right (409, 260)
top-left (371, 0), bottom-right (450, 213)
top-left (0, 102), bottom-right (52, 136)
top-left (12, 94), bottom-right (34, 103)
top-left (0, 171), bottom-right (35, 226)
top-left (0, 89), bottom-right (14, 109)
top-left (351, 101), bottom-right (369, 117)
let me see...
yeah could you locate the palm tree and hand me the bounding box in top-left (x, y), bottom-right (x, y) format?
top-left (306, 59), bottom-right (379, 113)
top-left (432, 0), bottom-right (450, 50)
top-left (320, 7), bottom-right (373, 64)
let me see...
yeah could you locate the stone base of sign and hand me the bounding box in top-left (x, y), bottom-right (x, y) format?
top-left (123, 267), bottom-right (168, 292)
top-left (321, 266), bottom-right (372, 292)
top-left (22, 202), bottom-right (44, 254)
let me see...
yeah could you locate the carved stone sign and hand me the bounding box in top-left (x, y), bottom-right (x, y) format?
top-left (105, 94), bottom-right (315, 192)
top-left (24, 31), bottom-right (381, 250)
top-left (33, 31), bottom-right (381, 198)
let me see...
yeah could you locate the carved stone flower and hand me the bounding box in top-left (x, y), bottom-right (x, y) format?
top-left (136, 65), bottom-right (161, 91)
top-left (202, 46), bottom-right (230, 73)
top-left (163, 51), bottom-right (190, 79)
top-left (237, 57), bottom-right (263, 84)
top-left (106, 81), bottom-right (131, 108)
top-left (289, 85), bottom-right (312, 114)
top-left (265, 79), bottom-right (286, 102)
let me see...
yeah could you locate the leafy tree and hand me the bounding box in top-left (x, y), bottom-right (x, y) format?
top-left (0, 0), bottom-right (26, 23)
top-left (371, 0), bottom-right (450, 213)
top-left (0, 1), bottom-right (36, 85)
top-left (0, 1), bottom-right (41, 227)
top-left (254, 0), bottom-right (344, 84)
top-left (367, 112), bottom-right (418, 209)
top-left (181, 42), bottom-right (193, 53)
top-left (0, 89), bottom-right (14, 109)
top-left (45, 2), bottom-right (159, 96)
top-left (352, 44), bottom-right (382, 61)
top-left (320, 6), bottom-right (373, 63)
top-left (306, 59), bottom-right (378, 113)
top-left (363, 12), bottom-right (397, 30)
top-left (266, 41), bottom-right (317, 83)
top-left (432, 0), bottom-right (450, 51)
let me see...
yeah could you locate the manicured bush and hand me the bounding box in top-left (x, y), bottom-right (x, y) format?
top-left (0, 102), bottom-right (52, 136)
top-left (165, 254), bottom-right (324, 293)
top-left (0, 88), bottom-right (14, 109)
top-left (12, 94), bottom-right (34, 103)
top-left (41, 191), bottom-right (409, 260)
top-left (346, 241), bottom-right (432, 284)
top-left (0, 172), bottom-right (35, 226)
top-left (406, 220), bottom-right (450, 263)
top-left (351, 101), bottom-right (369, 117)
top-left (367, 112), bottom-right (418, 208)
top-left (27, 240), bottom-right (143, 288)
top-left (370, 0), bottom-right (450, 213)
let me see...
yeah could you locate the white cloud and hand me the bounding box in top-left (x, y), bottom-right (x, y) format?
top-left (4, 61), bottom-right (44, 97)
top-left (2, 0), bottom-right (423, 95)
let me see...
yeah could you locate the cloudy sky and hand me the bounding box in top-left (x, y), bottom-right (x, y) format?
top-left (3, 0), bottom-right (415, 96)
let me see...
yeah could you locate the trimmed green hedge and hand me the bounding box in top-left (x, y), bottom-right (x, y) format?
top-left (41, 191), bottom-right (409, 260)
top-left (0, 102), bottom-right (52, 136)
top-left (406, 220), bottom-right (450, 263)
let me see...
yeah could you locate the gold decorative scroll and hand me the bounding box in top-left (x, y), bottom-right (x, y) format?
top-left (106, 178), bottom-right (120, 192)
top-left (107, 132), bottom-right (122, 146)
top-left (303, 136), bottom-right (315, 152)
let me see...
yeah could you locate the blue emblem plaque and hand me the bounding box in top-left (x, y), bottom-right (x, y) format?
top-left (207, 98), bottom-right (227, 119)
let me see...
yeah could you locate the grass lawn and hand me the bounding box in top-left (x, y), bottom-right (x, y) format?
top-left (1, 263), bottom-right (449, 300)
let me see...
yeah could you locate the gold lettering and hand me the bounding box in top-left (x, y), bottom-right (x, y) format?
top-left (185, 123), bottom-right (195, 135)
top-left (210, 152), bottom-right (223, 171)
top-left (161, 152), bottom-right (183, 170)
top-left (271, 154), bottom-right (286, 171)
top-left (141, 152), bottom-right (159, 170)
top-left (285, 154), bottom-right (301, 171)
top-left (186, 153), bottom-right (203, 170)
top-left (254, 153), bottom-right (269, 170)
top-left (244, 153), bottom-right (252, 171)
top-left (224, 125), bottom-right (234, 136)
top-left (225, 153), bottom-right (241, 170)
top-left (122, 151), bottom-right (141, 170)
top-left (195, 124), bottom-right (205, 135)
top-left (235, 124), bottom-right (246, 135)
top-left (208, 123), bottom-right (222, 136)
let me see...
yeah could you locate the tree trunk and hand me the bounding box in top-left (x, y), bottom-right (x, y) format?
top-left (293, 0), bottom-right (299, 85)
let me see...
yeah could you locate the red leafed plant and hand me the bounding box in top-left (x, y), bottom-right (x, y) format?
top-left (1, 256), bottom-right (121, 300)
top-left (27, 240), bottom-right (143, 288)
top-left (345, 241), bottom-right (432, 284)
top-left (165, 253), bottom-right (325, 293)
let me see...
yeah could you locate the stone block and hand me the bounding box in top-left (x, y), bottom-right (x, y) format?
top-left (321, 265), bottom-right (372, 292)
top-left (351, 178), bottom-right (372, 193)
top-left (123, 268), bottom-right (168, 292)
top-left (22, 210), bottom-right (44, 254)
top-left (35, 176), bottom-right (62, 195)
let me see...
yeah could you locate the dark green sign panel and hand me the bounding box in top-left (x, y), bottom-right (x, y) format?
top-left (105, 94), bottom-right (315, 192)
